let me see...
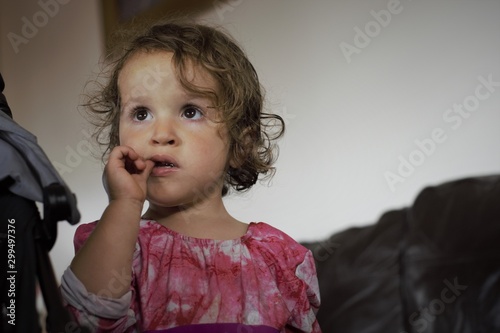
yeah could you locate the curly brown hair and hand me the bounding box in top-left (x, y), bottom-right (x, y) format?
top-left (84, 20), bottom-right (284, 196)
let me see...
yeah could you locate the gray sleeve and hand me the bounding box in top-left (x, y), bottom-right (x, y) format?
top-left (60, 267), bottom-right (135, 321)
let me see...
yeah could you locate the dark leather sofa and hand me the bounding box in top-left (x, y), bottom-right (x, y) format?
top-left (302, 175), bottom-right (500, 333)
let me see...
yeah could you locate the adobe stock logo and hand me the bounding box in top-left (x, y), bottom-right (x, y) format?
top-left (339, 0), bottom-right (408, 64)
top-left (52, 129), bottom-right (97, 175)
top-left (7, 0), bottom-right (71, 54)
top-left (213, 0), bottom-right (244, 22)
top-left (401, 277), bottom-right (467, 333)
top-left (384, 74), bottom-right (499, 192)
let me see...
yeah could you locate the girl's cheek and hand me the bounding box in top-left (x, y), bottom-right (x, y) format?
top-left (118, 125), bottom-right (136, 144)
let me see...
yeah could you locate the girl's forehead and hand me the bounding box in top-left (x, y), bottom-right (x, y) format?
top-left (118, 50), bottom-right (217, 92)
top-left (118, 51), bottom-right (174, 86)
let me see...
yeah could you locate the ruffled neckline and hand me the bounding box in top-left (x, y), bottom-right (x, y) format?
top-left (139, 219), bottom-right (259, 245)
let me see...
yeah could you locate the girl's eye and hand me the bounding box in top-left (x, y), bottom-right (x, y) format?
top-left (182, 105), bottom-right (203, 120)
top-left (131, 107), bottom-right (151, 121)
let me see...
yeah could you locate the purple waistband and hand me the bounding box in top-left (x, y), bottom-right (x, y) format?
top-left (144, 323), bottom-right (280, 333)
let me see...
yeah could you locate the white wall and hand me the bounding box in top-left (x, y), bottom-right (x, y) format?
top-left (202, 0), bottom-right (500, 238)
top-left (1, 0), bottom-right (499, 284)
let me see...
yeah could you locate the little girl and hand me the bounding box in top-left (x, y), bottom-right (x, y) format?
top-left (61, 21), bottom-right (321, 333)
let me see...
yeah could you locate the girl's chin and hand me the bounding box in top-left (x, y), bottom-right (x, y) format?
top-left (145, 180), bottom-right (225, 210)
top-left (146, 197), bottom-right (184, 209)
top-left (146, 189), bottom-right (195, 208)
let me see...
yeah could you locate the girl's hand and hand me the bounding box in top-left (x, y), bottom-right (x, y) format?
top-left (103, 146), bottom-right (154, 204)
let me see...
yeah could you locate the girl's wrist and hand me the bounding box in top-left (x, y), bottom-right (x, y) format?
top-left (107, 198), bottom-right (145, 214)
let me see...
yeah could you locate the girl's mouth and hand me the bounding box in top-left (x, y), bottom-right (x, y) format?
top-left (154, 161), bottom-right (175, 168)
top-left (149, 155), bottom-right (179, 176)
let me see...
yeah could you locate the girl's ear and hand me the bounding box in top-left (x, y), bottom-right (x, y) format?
top-left (228, 149), bottom-right (242, 170)
top-left (228, 126), bottom-right (254, 170)
top-left (228, 159), bottom-right (242, 171)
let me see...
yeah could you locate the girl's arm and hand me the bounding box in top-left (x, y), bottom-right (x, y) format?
top-left (70, 146), bottom-right (154, 298)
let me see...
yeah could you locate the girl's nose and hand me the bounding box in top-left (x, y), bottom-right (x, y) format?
top-left (151, 121), bottom-right (177, 146)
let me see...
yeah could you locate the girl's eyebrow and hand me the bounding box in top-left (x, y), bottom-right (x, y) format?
top-left (183, 93), bottom-right (216, 106)
top-left (118, 95), bottom-right (146, 109)
top-left (182, 89), bottom-right (213, 99)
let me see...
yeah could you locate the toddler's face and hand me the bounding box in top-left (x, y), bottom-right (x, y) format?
top-left (117, 51), bottom-right (230, 207)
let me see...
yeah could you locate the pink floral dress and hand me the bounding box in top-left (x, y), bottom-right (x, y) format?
top-left (61, 220), bottom-right (322, 332)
